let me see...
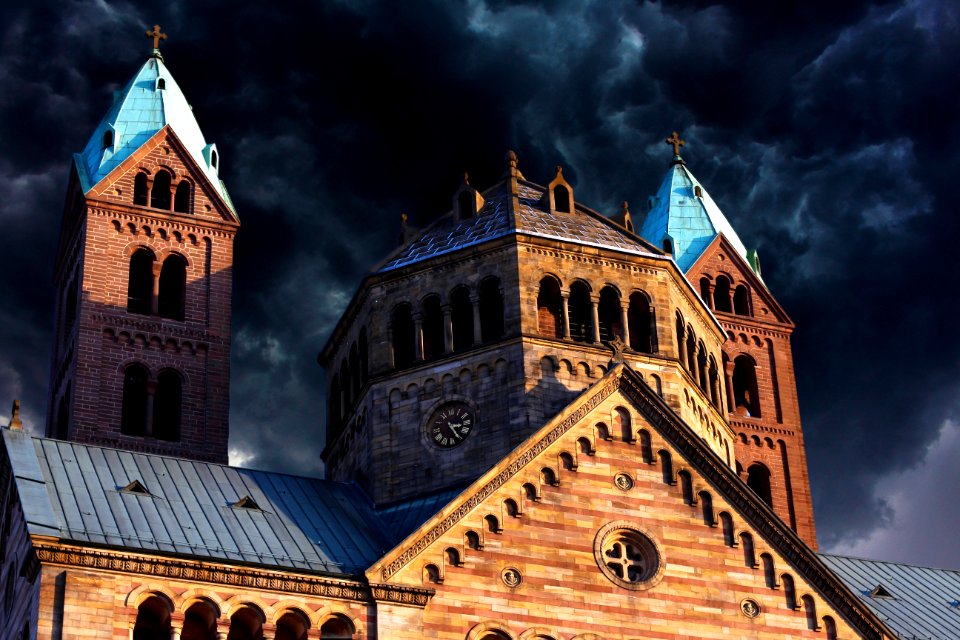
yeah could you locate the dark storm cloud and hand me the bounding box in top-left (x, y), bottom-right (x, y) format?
top-left (1, 0), bottom-right (957, 567)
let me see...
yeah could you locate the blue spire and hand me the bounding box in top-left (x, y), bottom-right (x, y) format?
top-left (74, 56), bottom-right (235, 214)
top-left (639, 160), bottom-right (759, 278)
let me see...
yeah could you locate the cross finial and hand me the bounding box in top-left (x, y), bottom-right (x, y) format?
top-left (665, 131), bottom-right (685, 158)
top-left (145, 25), bottom-right (168, 53)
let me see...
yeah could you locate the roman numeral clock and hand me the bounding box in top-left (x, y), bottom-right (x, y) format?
top-left (426, 401), bottom-right (475, 449)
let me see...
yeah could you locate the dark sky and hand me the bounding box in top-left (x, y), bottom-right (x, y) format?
top-left (1, 1), bottom-right (957, 568)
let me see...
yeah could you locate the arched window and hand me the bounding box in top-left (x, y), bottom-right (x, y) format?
top-left (158, 254), bottom-right (186, 321)
top-left (734, 284), bottom-right (750, 315)
top-left (685, 328), bottom-right (697, 374)
top-left (699, 277), bottom-right (712, 308)
top-left (675, 313), bottom-right (686, 369)
top-left (457, 190), bottom-right (475, 220)
top-left (614, 407), bottom-right (631, 442)
top-left (782, 574), bottom-right (798, 609)
top-left (537, 276), bottom-right (563, 338)
top-left (465, 530), bottom-right (481, 550)
top-left (227, 606), bottom-right (264, 640)
top-left (639, 429), bottom-right (653, 463)
top-left (568, 281), bottom-right (593, 343)
top-left (719, 512), bottom-right (735, 546)
top-left (450, 286), bottom-right (473, 352)
top-left (479, 277), bottom-right (504, 342)
top-left (740, 532), bottom-right (757, 567)
top-left (211, 149), bottom-right (218, 170)
top-left (597, 286), bottom-right (621, 342)
top-left (391, 304), bottom-right (415, 369)
top-left (553, 184), bottom-right (571, 213)
top-left (761, 553), bottom-right (777, 588)
top-left (802, 595), bottom-right (818, 630)
top-left (134, 173), bottom-right (149, 206)
top-left (477, 633), bottom-right (510, 640)
top-left (174, 180), bottom-right (191, 213)
top-left (133, 596), bottom-right (171, 640)
top-left (181, 600), bottom-right (218, 640)
top-left (541, 467), bottom-right (557, 486)
top-left (275, 611), bottom-right (309, 640)
top-left (708, 356), bottom-right (722, 410)
top-left (696, 344), bottom-right (708, 392)
top-left (699, 491), bottom-right (715, 526)
top-left (559, 452), bottom-right (575, 471)
top-left (445, 546), bottom-right (462, 566)
top-left (102, 130), bottom-right (113, 148)
top-left (713, 275), bottom-right (732, 312)
top-left (823, 616), bottom-right (838, 640)
top-left (150, 170), bottom-right (172, 210)
top-left (153, 370), bottom-right (182, 442)
top-left (662, 237), bottom-right (673, 255)
top-left (658, 450), bottom-right (673, 484)
top-left (628, 292), bottom-right (652, 353)
top-left (121, 364), bottom-right (149, 436)
top-left (127, 248), bottom-right (154, 315)
top-left (485, 514), bottom-right (501, 533)
top-left (504, 498), bottom-right (520, 516)
top-left (733, 355), bottom-right (761, 417)
top-left (747, 463), bottom-right (773, 507)
top-left (319, 615), bottom-right (354, 639)
top-left (523, 482), bottom-right (538, 501)
top-left (421, 295), bottom-right (444, 360)
top-left (679, 470), bottom-right (694, 505)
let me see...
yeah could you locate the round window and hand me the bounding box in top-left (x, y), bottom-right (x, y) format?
top-left (594, 521), bottom-right (664, 590)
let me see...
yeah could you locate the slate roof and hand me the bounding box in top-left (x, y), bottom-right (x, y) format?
top-left (3, 430), bottom-right (393, 575)
top-left (638, 160), bottom-right (757, 277)
top-left (820, 553), bottom-right (960, 639)
top-left (74, 55), bottom-right (235, 215)
top-left (379, 180), bottom-right (660, 272)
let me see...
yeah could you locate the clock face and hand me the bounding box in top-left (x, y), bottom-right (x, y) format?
top-left (428, 401), bottom-right (475, 449)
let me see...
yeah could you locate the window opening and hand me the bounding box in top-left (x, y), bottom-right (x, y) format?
top-left (457, 190), bottom-right (475, 220)
top-left (732, 355), bottom-right (761, 417)
top-left (479, 277), bottom-right (504, 342)
top-left (102, 130), bottom-right (113, 148)
top-left (133, 596), bottom-right (171, 640)
top-left (120, 364), bottom-right (149, 436)
top-left (391, 304), bottom-right (415, 369)
top-left (157, 78), bottom-right (166, 90)
top-left (450, 286), bottom-right (473, 352)
top-left (157, 255), bottom-right (186, 321)
top-left (153, 370), bottom-right (182, 441)
top-left (662, 237), bottom-right (673, 255)
top-left (597, 286), bottom-right (622, 342)
top-left (747, 463), bottom-right (773, 507)
top-left (568, 281), bottom-right (593, 343)
top-left (134, 173), bottom-right (149, 206)
top-left (734, 284), bottom-right (750, 315)
top-left (150, 170), bottom-right (172, 210)
top-left (421, 295), bottom-right (444, 360)
top-left (537, 276), bottom-right (563, 338)
top-left (553, 184), bottom-right (571, 213)
top-left (127, 248), bottom-right (154, 314)
top-left (174, 181), bottom-right (191, 213)
top-left (627, 292), bottom-right (652, 353)
top-left (713, 276), bottom-right (732, 312)
top-left (319, 615), bottom-right (354, 639)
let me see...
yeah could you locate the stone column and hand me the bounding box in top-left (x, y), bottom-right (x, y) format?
top-left (649, 306), bottom-right (659, 353)
top-left (170, 626), bottom-right (182, 640)
top-left (724, 360), bottom-right (735, 413)
top-left (386, 325), bottom-right (395, 368)
top-left (442, 304), bottom-right (453, 353)
top-left (560, 291), bottom-right (571, 340)
top-left (711, 370), bottom-right (722, 412)
top-left (620, 304), bottom-right (630, 347)
top-left (413, 312), bottom-right (424, 361)
top-left (590, 295), bottom-right (601, 343)
top-left (705, 283), bottom-right (715, 310)
top-left (151, 261), bottom-right (162, 315)
top-left (470, 293), bottom-right (482, 345)
top-left (677, 325), bottom-right (687, 367)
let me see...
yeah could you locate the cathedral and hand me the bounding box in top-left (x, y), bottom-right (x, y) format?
top-left (0, 30), bottom-right (957, 640)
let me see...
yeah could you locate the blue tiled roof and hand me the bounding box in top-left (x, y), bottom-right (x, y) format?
top-left (821, 553), bottom-right (960, 639)
top-left (379, 180), bottom-right (660, 272)
top-left (638, 162), bottom-right (756, 277)
top-left (3, 430), bottom-right (391, 575)
top-left (75, 55), bottom-right (235, 215)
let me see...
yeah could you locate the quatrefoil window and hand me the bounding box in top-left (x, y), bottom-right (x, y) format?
top-left (594, 522), bottom-right (664, 591)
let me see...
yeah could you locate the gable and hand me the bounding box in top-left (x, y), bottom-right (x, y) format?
top-left (81, 126), bottom-right (238, 224)
top-left (368, 367), bottom-right (894, 639)
top-left (688, 234), bottom-right (792, 325)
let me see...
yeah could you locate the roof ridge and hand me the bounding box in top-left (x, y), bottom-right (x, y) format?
top-left (820, 552), bottom-right (960, 574)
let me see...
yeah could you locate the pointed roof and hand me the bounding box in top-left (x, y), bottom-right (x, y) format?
top-left (639, 160), bottom-right (759, 278)
top-left (74, 55), bottom-right (234, 213)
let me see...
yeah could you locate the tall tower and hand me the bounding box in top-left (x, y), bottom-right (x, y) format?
top-left (639, 134), bottom-right (817, 547)
top-left (321, 153), bottom-right (736, 507)
top-left (47, 32), bottom-right (239, 463)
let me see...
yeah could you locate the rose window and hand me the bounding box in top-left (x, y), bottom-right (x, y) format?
top-left (594, 522), bottom-right (664, 590)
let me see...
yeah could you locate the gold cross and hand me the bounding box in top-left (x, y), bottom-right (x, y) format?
top-left (665, 131), bottom-right (685, 157)
top-left (145, 25), bottom-right (168, 51)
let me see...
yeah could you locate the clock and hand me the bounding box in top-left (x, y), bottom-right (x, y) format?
top-left (427, 401), bottom-right (475, 449)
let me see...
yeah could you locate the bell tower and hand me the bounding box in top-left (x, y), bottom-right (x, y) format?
top-left (640, 134), bottom-right (817, 547)
top-left (47, 30), bottom-right (239, 463)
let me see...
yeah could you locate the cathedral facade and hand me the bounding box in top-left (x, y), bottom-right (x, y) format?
top-left (0, 34), bottom-right (952, 640)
